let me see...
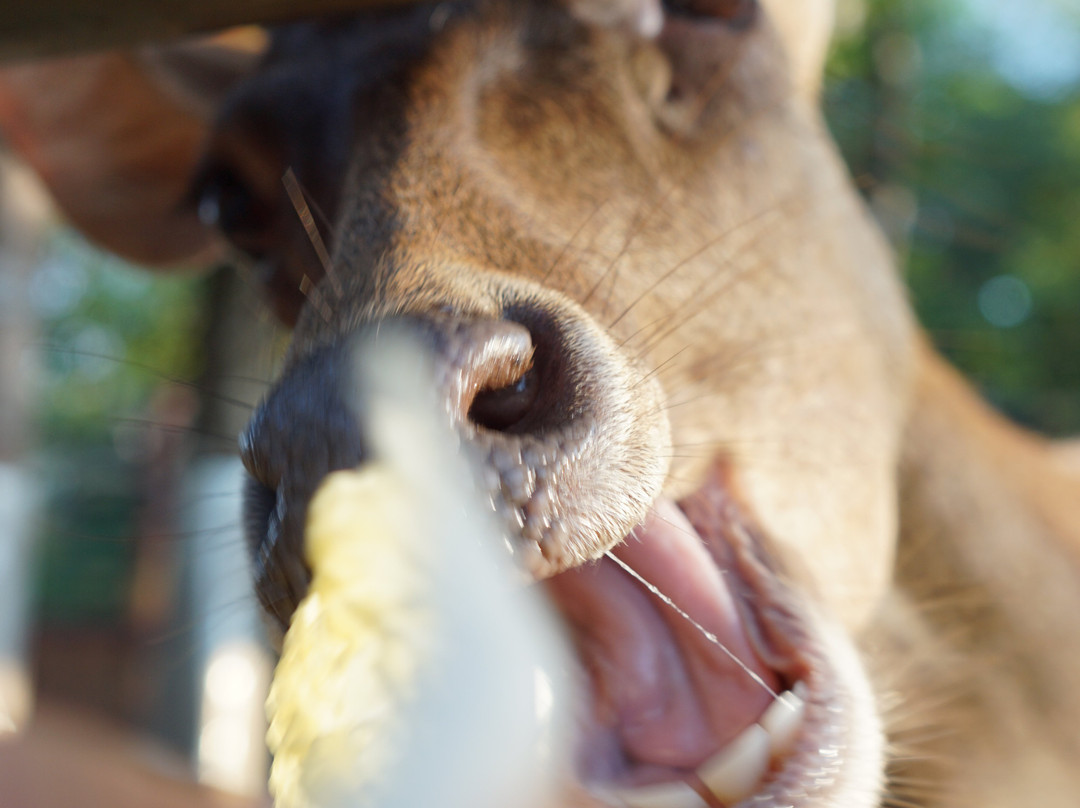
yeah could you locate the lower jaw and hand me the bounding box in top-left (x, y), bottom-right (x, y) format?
top-left (566, 630), bottom-right (882, 808)
top-left (596, 681), bottom-right (811, 808)
top-left (542, 470), bottom-right (885, 808)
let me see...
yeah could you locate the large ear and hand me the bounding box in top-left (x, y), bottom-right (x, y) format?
top-left (0, 42), bottom-right (258, 267)
top-left (760, 0), bottom-right (835, 97)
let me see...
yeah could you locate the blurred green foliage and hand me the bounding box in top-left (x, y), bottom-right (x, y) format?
top-left (32, 234), bottom-right (207, 623)
top-left (34, 234), bottom-right (206, 446)
top-left (825, 0), bottom-right (1080, 434)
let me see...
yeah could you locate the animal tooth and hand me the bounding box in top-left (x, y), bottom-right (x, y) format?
top-left (697, 723), bottom-right (771, 806)
top-left (759, 687), bottom-right (807, 757)
top-left (609, 780), bottom-right (710, 808)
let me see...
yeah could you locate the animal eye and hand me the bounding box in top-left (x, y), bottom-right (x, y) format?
top-left (192, 162), bottom-right (275, 253)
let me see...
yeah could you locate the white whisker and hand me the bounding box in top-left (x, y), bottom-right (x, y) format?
top-left (283, 168), bottom-right (341, 299)
top-left (604, 549), bottom-right (780, 701)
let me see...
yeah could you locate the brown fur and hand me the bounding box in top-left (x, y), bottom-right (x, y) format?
top-left (2, 1), bottom-right (1079, 806)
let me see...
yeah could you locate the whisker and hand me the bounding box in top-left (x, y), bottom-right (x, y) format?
top-left (49, 523), bottom-right (244, 545)
top-left (633, 344), bottom-right (692, 388)
top-left (211, 372), bottom-right (275, 388)
top-left (541, 200), bottom-right (607, 286)
top-left (646, 509), bottom-right (716, 547)
top-left (604, 548), bottom-right (780, 701)
top-left (299, 274), bottom-right (334, 323)
top-left (108, 416), bottom-right (238, 446)
top-left (581, 181), bottom-right (682, 310)
top-left (147, 591), bottom-right (263, 648)
top-left (636, 249), bottom-right (770, 359)
top-left (284, 168), bottom-right (341, 299)
top-left (608, 205), bottom-right (779, 333)
top-left (35, 344), bottom-right (258, 412)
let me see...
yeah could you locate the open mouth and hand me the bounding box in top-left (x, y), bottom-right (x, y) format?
top-left (543, 466), bottom-right (858, 808)
top-left (246, 331), bottom-right (883, 807)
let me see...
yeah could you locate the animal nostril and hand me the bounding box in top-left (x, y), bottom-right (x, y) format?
top-left (468, 364), bottom-right (540, 432)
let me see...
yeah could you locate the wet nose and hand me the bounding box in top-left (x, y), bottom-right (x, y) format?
top-left (240, 316), bottom-right (542, 627)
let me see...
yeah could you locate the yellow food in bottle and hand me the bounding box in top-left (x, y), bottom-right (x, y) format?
top-left (265, 467), bottom-right (432, 808)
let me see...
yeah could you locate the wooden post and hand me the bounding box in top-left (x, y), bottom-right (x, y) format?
top-left (0, 0), bottom-right (415, 63)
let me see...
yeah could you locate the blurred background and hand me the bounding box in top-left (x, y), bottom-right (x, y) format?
top-left (0, 0), bottom-right (1078, 803)
top-left (827, 0), bottom-right (1080, 433)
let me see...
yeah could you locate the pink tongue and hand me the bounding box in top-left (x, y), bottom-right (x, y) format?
top-left (545, 499), bottom-right (779, 779)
